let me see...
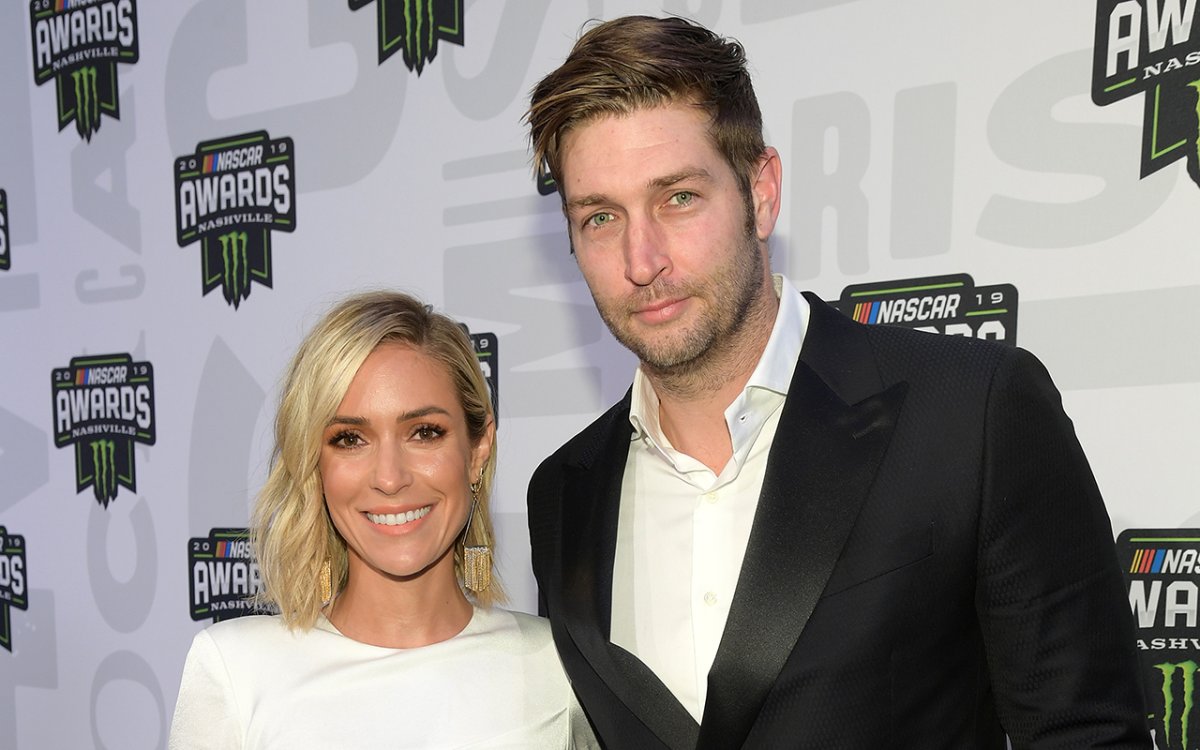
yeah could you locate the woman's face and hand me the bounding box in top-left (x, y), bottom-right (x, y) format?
top-left (319, 342), bottom-right (491, 588)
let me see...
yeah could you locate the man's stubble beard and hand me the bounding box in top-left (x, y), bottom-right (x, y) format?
top-left (593, 217), bottom-right (768, 393)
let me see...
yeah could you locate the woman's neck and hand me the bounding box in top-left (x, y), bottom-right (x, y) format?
top-left (324, 563), bottom-right (473, 649)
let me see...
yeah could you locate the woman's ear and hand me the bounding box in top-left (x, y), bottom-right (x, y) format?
top-left (471, 418), bottom-right (496, 481)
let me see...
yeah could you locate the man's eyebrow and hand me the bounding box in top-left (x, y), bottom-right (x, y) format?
top-left (566, 194), bottom-right (608, 212)
top-left (565, 169), bottom-right (713, 213)
top-left (648, 168), bottom-right (712, 190)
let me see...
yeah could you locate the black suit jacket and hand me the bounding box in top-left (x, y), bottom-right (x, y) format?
top-left (528, 294), bottom-right (1150, 749)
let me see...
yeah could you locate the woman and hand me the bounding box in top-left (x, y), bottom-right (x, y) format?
top-left (169, 291), bottom-right (596, 748)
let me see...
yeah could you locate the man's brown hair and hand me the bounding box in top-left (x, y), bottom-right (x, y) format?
top-left (526, 15), bottom-right (765, 200)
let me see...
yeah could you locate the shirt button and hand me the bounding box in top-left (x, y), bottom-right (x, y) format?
top-left (738, 414), bottom-right (747, 422)
top-left (704, 591), bottom-right (718, 606)
top-left (703, 491), bottom-right (718, 504)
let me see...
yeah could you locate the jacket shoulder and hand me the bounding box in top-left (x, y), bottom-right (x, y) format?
top-left (532, 392), bottom-right (631, 482)
top-left (851, 318), bottom-right (1055, 400)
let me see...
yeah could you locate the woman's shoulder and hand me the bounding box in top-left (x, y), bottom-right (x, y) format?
top-left (463, 607), bottom-right (564, 668)
top-left (184, 614), bottom-right (336, 685)
top-left (472, 606), bottom-right (552, 640)
top-left (190, 613), bottom-right (309, 659)
top-left (202, 613), bottom-right (287, 640)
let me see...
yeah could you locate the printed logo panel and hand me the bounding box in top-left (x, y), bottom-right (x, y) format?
top-left (28, 0), bottom-right (139, 142)
top-left (535, 158), bottom-right (557, 197)
top-left (1118, 529), bottom-right (1200, 750)
top-left (831, 273), bottom-right (1018, 344)
top-left (174, 131), bottom-right (296, 309)
top-left (50, 353), bottom-right (156, 507)
top-left (469, 330), bottom-right (499, 419)
top-left (1094, 1), bottom-right (1200, 189)
top-left (0, 189), bottom-right (8, 271)
top-left (0, 527), bottom-right (28, 653)
top-left (349, 0), bottom-right (464, 73)
top-left (188, 528), bottom-right (267, 623)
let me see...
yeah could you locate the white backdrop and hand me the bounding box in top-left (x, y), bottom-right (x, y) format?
top-left (2, 1), bottom-right (1198, 748)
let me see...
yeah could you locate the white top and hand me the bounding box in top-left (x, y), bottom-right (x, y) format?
top-left (610, 274), bottom-right (809, 721)
top-left (169, 607), bottom-right (598, 749)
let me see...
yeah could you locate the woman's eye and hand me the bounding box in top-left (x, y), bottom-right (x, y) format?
top-left (414, 424), bottom-right (445, 441)
top-left (329, 431), bottom-right (362, 448)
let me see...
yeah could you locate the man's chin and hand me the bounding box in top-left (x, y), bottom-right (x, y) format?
top-left (624, 333), bottom-right (708, 373)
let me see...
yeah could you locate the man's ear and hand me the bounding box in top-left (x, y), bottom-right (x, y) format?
top-left (751, 147), bottom-right (783, 242)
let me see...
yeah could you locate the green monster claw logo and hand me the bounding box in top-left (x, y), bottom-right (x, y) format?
top-left (1093, 1), bottom-right (1200, 192)
top-left (89, 438), bottom-right (118, 506)
top-left (29, 1), bottom-right (139, 143)
top-left (1157, 660), bottom-right (1199, 750)
top-left (349, 0), bottom-right (465, 75)
top-left (218, 231), bottom-right (250, 307)
top-left (70, 65), bottom-right (99, 141)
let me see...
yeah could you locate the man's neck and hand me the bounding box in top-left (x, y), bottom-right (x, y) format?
top-left (645, 282), bottom-right (779, 473)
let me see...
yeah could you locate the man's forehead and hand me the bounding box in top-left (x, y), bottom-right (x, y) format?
top-left (559, 106), bottom-right (723, 195)
top-left (561, 102), bottom-right (712, 148)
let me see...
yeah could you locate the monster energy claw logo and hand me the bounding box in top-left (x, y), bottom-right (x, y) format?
top-left (174, 131), bottom-right (296, 309)
top-left (218, 231), bottom-right (250, 307)
top-left (29, 0), bottom-right (139, 142)
top-left (1157, 660), bottom-right (1198, 750)
top-left (1093, 0), bottom-right (1200, 191)
top-left (90, 438), bottom-right (118, 504)
top-left (51, 353), bottom-right (156, 508)
top-left (350, 0), bottom-right (465, 74)
top-left (71, 65), bottom-right (99, 140)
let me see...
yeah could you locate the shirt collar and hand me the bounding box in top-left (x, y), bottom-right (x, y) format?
top-left (629, 274), bottom-right (809, 443)
top-left (746, 273), bottom-right (808, 397)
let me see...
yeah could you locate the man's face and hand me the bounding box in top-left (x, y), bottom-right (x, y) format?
top-left (558, 103), bottom-right (771, 374)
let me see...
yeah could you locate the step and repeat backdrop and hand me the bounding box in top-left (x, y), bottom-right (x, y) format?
top-left (2, 1), bottom-right (1199, 747)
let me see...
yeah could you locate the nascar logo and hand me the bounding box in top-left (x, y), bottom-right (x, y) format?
top-left (1130, 546), bottom-right (1200, 575)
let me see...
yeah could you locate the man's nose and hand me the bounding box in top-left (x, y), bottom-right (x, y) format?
top-left (624, 216), bottom-right (670, 287)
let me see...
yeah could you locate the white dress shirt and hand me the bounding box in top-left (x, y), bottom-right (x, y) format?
top-left (610, 275), bottom-right (810, 721)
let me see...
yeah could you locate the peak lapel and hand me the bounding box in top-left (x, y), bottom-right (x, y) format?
top-left (698, 299), bottom-right (907, 749)
top-left (559, 401), bottom-right (700, 749)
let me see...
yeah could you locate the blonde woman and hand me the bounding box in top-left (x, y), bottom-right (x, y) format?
top-left (169, 291), bottom-right (596, 749)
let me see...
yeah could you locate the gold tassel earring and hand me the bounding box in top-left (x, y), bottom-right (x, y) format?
top-left (462, 473), bottom-right (491, 593)
top-left (319, 558), bottom-right (332, 604)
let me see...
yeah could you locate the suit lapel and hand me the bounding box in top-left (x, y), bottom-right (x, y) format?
top-left (698, 297), bottom-right (907, 749)
top-left (559, 396), bottom-right (700, 750)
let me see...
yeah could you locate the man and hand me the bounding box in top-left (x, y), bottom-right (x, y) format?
top-left (524, 15), bottom-right (1149, 749)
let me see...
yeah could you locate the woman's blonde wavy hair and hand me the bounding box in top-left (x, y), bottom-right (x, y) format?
top-left (252, 290), bottom-right (502, 630)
